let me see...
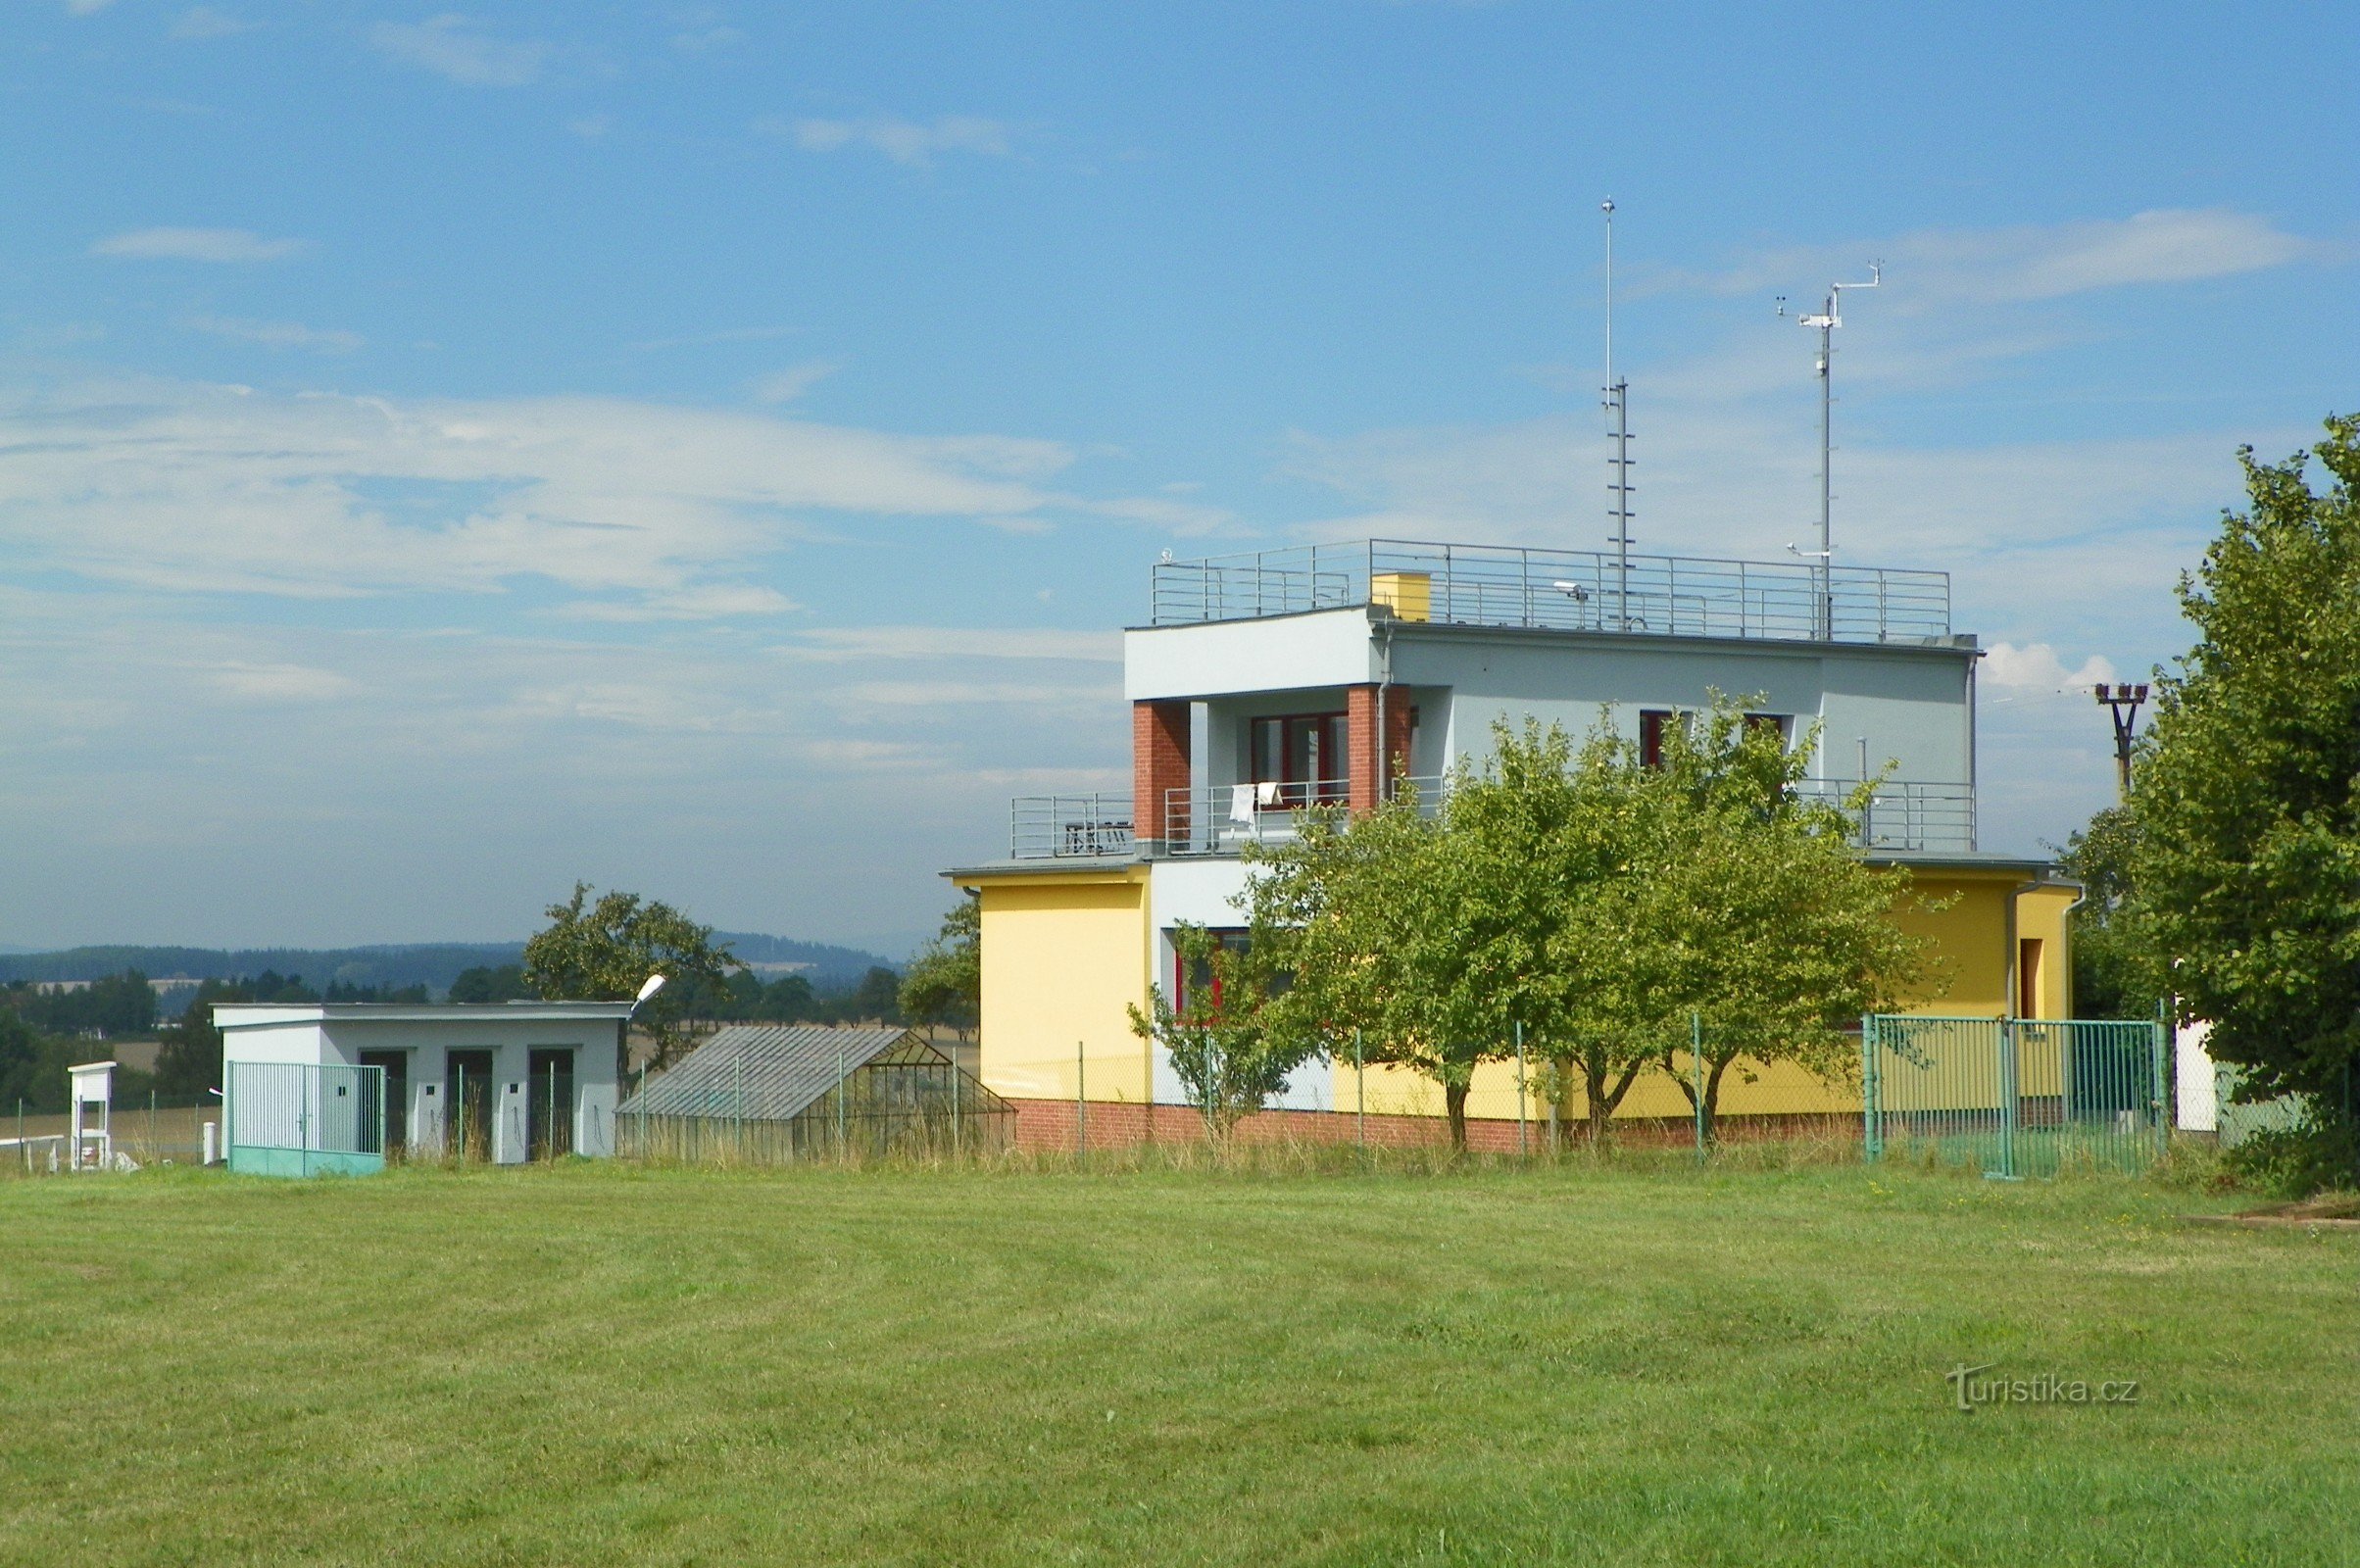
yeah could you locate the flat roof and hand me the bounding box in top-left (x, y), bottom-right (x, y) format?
top-left (212, 1002), bottom-right (637, 1027)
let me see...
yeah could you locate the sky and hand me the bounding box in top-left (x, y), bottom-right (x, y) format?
top-left (2, 2), bottom-right (2355, 957)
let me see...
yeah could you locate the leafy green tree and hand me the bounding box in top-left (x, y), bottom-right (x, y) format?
top-left (2056, 807), bottom-right (2156, 1020)
top-left (521, 883), bottom-right (742, 1073)
top-left (1639, 701), bottom-right (1935, 1139)
top-left (1245, 777), bottom-right (1505, 1150)
top-left (2123, 416), bottom-right (2360, 1167)
top-left (763, 974), bottom-right (819, 1020)
top-left (845, 966), bottom-right (904, 1024)
top-left (447, 964), bottom-right (533, 1004)
top-left (899, 895), bottom-right (980, 1039)
top-left (1127, 923), bottom-right (1307, 1141)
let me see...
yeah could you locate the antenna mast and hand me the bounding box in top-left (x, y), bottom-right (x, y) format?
top-left (1602, 199), bottom-right (1634, 630)
top-left (1781, 262), bottom-right (1880, 640)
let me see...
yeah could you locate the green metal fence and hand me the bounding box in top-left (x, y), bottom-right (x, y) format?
top-left (1862, 1015), bottom-right (2166, 1178)
top-left (226, 1061), bottom-right (387, 1178)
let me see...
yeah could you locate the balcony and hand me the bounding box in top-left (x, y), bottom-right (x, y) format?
top-left (1148, 538), bottom-right (1951, 644)
top-left (1007, 776), bottom-right (1973, 861)
top-left (1008, 792), bottom-right (1134, 860)
top-left (1158, 777), bottom-right (1445, 858)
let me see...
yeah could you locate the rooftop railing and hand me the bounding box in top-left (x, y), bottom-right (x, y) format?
top-left (1007, 775), bottom-right (1973, 860)
top-left (1147, 538), bottom-right (1951, 644)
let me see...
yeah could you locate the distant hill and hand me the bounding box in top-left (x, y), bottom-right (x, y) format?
top-left (0, 933), bottom-right (895, 999)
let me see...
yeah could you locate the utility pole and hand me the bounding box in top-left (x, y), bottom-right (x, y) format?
top-left (2095, 682), bottom-right (2149, 799)
top-left (1602, 199), bottom-right (1635, 630)
top-left (1779, 263), bottom-right (1880, 640)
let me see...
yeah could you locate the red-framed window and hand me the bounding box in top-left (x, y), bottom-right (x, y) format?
top-left (1173, 928), bottom-right (1254, 1012)
top-left (1641, 709), bottom-right (1790, 769)
top-left (1249, 711), bottom-right (1349, 806)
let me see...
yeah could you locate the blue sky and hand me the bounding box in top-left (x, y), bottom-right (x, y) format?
top-left (3, 2), bottom-right (2355, 956)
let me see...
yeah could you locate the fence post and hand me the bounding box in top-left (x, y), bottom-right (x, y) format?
top-left (1691, 1013), bottom-right (1706, 1164)
top-left (836, 1035), bottom-right (848, 1159)
top-left (2151, 1004), bottom-right (2170, 1161)
top-left (1859, 1015), bottom-right (1882, 1162)
top-left (1354, 1029), bottom-right (1365, 1157)
top-left (1076, 1040), bottom-right (1087, 1170)
top-left (1514, 1021), bottom-right (1528, 1160)
top-left (1996, 1017), bottom-right (2020, 1181)
top-left (951, 1039), bottom-right (962, 1160)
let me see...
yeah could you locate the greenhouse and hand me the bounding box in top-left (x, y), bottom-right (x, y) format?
top-left (616, 1025), bottom-right (1010, 1161)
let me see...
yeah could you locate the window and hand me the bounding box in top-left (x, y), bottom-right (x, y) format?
top-left (1249, 712), bottom-right (1349, 805)
top-left (2018, 939), bottom-right (2044, 1019)
top-left (1639, 710), bottom-right (1675, 769)
top-left (1745, 712), bottom-right (1793, 746)
top-left (1174, 928), bottom-right (1253, 1012)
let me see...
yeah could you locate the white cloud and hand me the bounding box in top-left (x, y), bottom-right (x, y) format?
top-left (565, 113), bottom-right (614, 140)
top-left (0, 375), bottom-right (1174, 620)
top-left (782, 626), bottom-right (1120, 663)
top-left (369, 15), bottom-right (550, 87)
top-left (766, 115), bottom-right (1013, 168)
top-left (185, 316), bottom-right (363, 353)
top-left (68, 0), bottom-right (118, 14)
top-left (90, 227), bottom-right (306, 263)
top-left (1657, 208), bottom-right (2336, 306)
top-left (207, 662), bottom-right (355, 702)
top-left (172, 7), bottom-right (253, 38)
top-left (751, 360), bottom-right (841, 404)
top-left (1981, 642), bottom-right (2117, 693)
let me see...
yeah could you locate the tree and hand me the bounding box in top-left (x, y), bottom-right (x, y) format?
top-left (521, 883), bottom-right (742, 1073)
top-left (1245, 777), bottom-right (1505, 1150)
top-left (1127, 922), bottom-right (1308, 1141)
top-left (2123, 416), bottom-right (2360, 1160)
top-left (899, 894), bottom-right (980, 1038)
top-left (448, 964), bottom-right (533, 1004)
top-left (846, 966), bottom-right (904, 1024)
top-left (2056, 808), bottom-right (2156, 1020)
top-left (1638, 701), bottom-right (1935, 1139)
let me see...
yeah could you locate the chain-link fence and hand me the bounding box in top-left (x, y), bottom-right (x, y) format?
top-left (1864, 1015), bottom-right (2167, 1177)
top-left (3, 1093), bottom-right (223, 1175)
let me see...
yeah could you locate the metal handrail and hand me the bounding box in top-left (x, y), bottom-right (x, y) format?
top-left (1159, 775), bottom-right (1446, 857)
top-left (1796, 778), bottom-right (1976, 853)
top-left (1008, 793), bottom-right (1134, 859)
top-left (1148, 537), bottom-right (1950, 644)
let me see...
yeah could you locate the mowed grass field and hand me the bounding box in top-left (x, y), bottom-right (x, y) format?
top-left (3, 1159), bottom-right (2354, 1566)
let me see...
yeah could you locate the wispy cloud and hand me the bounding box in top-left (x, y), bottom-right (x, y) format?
top-left (67, 0), bottom-right (119, 14)
top-left (781, 626), bottom-right (1121, 663)
top-left (763, 115), bottom-right (1013, 168)
top-left (206, 662), bottom-right (355, 702)
top-left (1655, 208), bottom-right (2337, 305)
top-left (631, 324), bottom-right (799, 352)
top-left (172, 6), bottom-right (252, 38)
top-left (90, 227), bottom-right (306, 263)
top-left (369, 15), bottom-right (551, 87)
top-left (185, 316), bottom-right (363, 353)
top-left (750, 360), bottom-right (841, 404)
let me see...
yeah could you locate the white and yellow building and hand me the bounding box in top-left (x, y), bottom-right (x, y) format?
top-left (950, 539), bottom-right (2078, 1145)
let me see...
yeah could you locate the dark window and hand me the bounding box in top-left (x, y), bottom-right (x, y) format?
top-left (1249, 712), bottom-right (1349, 805)
top-left (1174, 929), bottom-right (1255, 1012)
top-left (446, 1050), bottom-right (495, 1160)
top-left (359, 1050), bottom-right (408, 1153)
top-left (528, 1048), bottom-right (575, 1160)
top-left (1745, 712), bottom-right (1793, 746)
top-left (1639, 710), bottom-right (1674, 769)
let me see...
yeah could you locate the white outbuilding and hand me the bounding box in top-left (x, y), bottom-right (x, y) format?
top-left (215, 1002), bottom-right (636, 1173)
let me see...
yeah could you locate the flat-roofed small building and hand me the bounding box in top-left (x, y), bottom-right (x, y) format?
top-left (214, 1001), bottom-right (636, 1168)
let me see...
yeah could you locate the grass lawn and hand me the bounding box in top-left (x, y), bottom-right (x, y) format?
top-left (2, 1158), bottom-right (2353, 1566)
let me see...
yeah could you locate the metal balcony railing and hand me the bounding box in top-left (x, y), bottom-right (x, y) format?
top-left (1158, 777), bottom-right (1445, 858)
top-left (1796, 779), bottom-right (1977, 853)
top-left (1008, 793), bottom-right (1134, 859)
top-left (1147, 538), bottom-right (1951, 644)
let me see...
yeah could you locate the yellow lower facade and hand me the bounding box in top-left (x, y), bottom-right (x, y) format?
top-left (955, 859), bottom-right (2077, 1124)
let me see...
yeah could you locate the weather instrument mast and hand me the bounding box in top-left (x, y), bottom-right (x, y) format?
top-left (1601, 199), bottom-right (1635, 630)
top-left (1777, 262), bottom-right (1880, 640)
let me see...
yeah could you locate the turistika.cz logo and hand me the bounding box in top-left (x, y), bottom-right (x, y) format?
top-left (1945, 1362), bottom-right (2141, 1412)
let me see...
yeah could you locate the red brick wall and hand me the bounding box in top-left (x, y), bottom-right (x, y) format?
top-left (1346, 684), bottom-right (1413, 814)
top-left (1008, 1096), bottom-right (1544, 1154)
top-left (1132, 701), bottom-right (1190, 844)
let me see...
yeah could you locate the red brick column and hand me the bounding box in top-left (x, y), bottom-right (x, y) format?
top-left (1348, 685), bottom-right (1414, 813)
top-left (1133, 701), bottom-right (1190, 846)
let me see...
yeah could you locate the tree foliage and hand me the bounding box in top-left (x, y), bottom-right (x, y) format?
top-left (521, 883), bottom-right (742, 1072)
top-left (1127, 923), bottom-right (1308, 1140)
top-left (1240, 702), bottom-right (1933, 1148)
top-left (153, 971), bottom-right (320, 1099)
top-left (2123, 416), bottom-right (2360, 1138)
top-left (899, 895), bottom-right (980, 1037)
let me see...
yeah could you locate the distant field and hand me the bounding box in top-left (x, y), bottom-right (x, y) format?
top-left (1, 1159), bottom-right (2352, 1565)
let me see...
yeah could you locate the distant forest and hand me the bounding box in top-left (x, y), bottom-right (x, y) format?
top-left (0, 931), bottom-right (896, 1002)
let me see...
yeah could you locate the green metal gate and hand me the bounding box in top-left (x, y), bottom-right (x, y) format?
top-left (226, 1061), bottom-right (388, 1177)
top-left (1862, 1015), bottom-right (2166, 1177)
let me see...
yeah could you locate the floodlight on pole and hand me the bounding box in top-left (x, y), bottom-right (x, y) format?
top-left (2094, 681), bottom-right (2150, 799)
top-left (634, 973), bottom-right (667, 1008)
top-left (1601, 198), bottom-right (1636, 630)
